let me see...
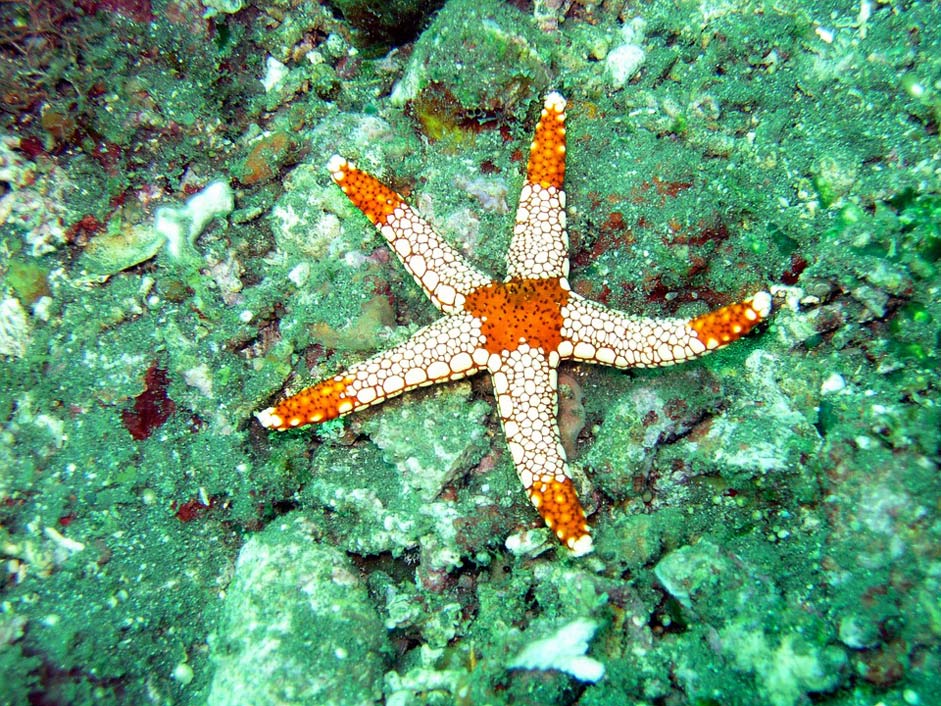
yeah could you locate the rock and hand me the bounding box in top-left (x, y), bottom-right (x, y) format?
top-left (361, 382), bottom-right (490, 502)
top-left (207, 513), bottom-right (386, 706)
top-left (391, 0), bottom-right (552, 140)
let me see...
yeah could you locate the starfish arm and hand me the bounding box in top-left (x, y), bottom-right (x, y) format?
top-left (559, 291), bottom-right (772, 368)
top-left (256, 314), bottom-right (487, 430)
top-left (505, 92), bottom-right (570, 281)
top-left (327, 155), bottom-right (492, 314)
top-left (492, 344), bottom-right (593, 556)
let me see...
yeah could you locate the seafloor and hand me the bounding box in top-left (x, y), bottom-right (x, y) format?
top-left (1, 0), bottom-right (939, 704)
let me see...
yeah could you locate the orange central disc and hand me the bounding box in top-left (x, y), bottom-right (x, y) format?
top-left (463, 277), bottom-right (569, 355)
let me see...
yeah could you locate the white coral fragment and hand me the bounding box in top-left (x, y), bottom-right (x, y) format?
top-left (155, 180), bottom-right (234, 259)
top-left (0, 296), bottom-right (29, 359)
top-left (261, 56), bottom-right (288, 92)
top-left (508, 618), bottom-right (605, 682)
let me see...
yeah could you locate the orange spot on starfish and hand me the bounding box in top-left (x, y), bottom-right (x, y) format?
top-left (268, 375), bottom-right (356, 429)
top-left (689, 298), bottom-right (764, 349)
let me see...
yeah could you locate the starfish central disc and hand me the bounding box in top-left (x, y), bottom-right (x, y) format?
top-left (464, 277), bottom-right (569, 355)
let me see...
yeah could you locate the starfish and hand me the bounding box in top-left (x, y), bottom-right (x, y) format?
top-left (257, 93), bottom-right (771, 556)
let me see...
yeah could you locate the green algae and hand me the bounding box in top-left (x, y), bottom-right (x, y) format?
top-left (1, 0), bottom-right (940, 704)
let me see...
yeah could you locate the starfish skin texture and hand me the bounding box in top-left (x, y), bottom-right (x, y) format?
top-left (257, 93), bottom-right (772, 556)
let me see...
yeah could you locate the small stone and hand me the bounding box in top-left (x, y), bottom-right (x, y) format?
top-left (172, 662), bottom-right (194, 685)
top-left (505, 528), bottom-right (552, 557)
top-left (155, 180), bottom-right (234, 260)
top-left (508, 619), bottom-right (605, 683)
top-left (837, 614), bottom-right (880, 649)
top-left (0, 296), bottom-right (29, 359)
top-left (820, 372), bottom-right (846, 394)
top-left (261, 56), bottom-right (288, 92)
top-left (606, 44), bottom-right (645, 88)
top-left (654, 540), bottom-right (726, 609)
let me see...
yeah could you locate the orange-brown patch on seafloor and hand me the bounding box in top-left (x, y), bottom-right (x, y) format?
top-left (463, 277), bottom-right (569, 355)
top-left (40, 107), bottom-right (77, 145)
top-left (122, 365), bottom-right (176, 440)
top-left (309, 294), bottom-right (396, 352)
top-left (652, 175), bottom-right (693, 199)
top-left (239, 132), bottom-right (294, 186)
top-left (557, 371), bottom-right (586, 460)
top-left (5, 259), bottom-right (51, 305)
top-left (411, 84), bottom-right (493, 146)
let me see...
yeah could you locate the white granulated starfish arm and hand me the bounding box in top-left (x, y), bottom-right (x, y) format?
top-left (559, 291), bottom-right (773, 368)
top-left (505, 91), bottom-right (570, 281)
top-left (327, 155), bottom-right (492, 314)
top-left (493, 344), bottom-right (593, 556)
top-left (255, 314), bottom-right (486, 429)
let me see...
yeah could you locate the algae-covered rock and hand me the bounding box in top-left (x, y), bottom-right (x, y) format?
top-left (392, 0), bottom-right (552, 139)
top-left (719, 628), bottom-right (846, 706)
top-left (207, 513), bottom-right (387, 706)
top-left (78, 223), bottom-right (165, 278)
top-left (654, 540), bottom-right (848, 705)
top-left (664, 349), bottom-right (822, 487)
top-left (584, 367), bottom-right (722, 503)
top-left (78, 180), bottom-right (234, 277)
top-left (361, 382), bottom-right (490, 502)
top-left (653, 539), bottom-right (728, 611)
top-left (300, 382), bottom-right (491, 561)
top-left (331, 0), bottom-right (445, 52)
